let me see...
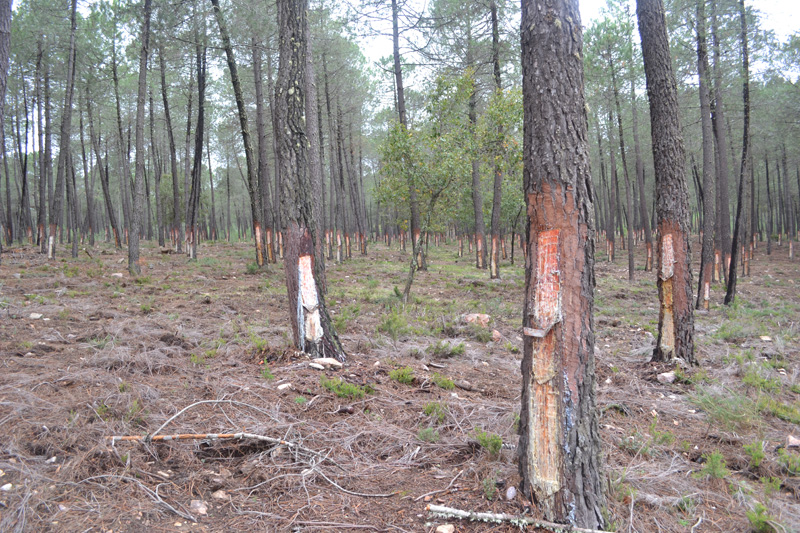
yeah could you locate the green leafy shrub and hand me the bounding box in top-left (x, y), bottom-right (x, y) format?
top-left (389, 366), bottom-right (415, 385)
top-left (474, 429), bottom-right (502, 457)
top-left (417, 427), bottom-right (440, 443)
top-left (431, 372), bottom-right (455, 390)
top-left (695, 450), bottom-right (729, 479)
top-left (428, 340), bottom-right (465, 358)
top-left (747, 502), bottom-right (778, 533)
top-left (744, 441), bottom-right (766, 469)
top-left (320, 375), bottom-right (370, 399)
top-left (423, 402), bottom-right (447, 423)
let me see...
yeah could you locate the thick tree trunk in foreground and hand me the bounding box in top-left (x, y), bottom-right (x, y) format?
top-left (637, 0), bottom-right (695, 364)
top-left (276, 0), bottom-right (344, 361)
top-left (128, 0), bottom-right (152, 275)
top-left (519, 0), bottom-right (605, 528)
top-left (696, 0), bottom-right (715, 310)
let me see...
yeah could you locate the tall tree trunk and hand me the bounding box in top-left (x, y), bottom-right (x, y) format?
top-left (49, 0), bottom-right (77, 259)
top-left (35, 35), bottom-right (47, 252)
top-left (252, 38), bottom-right (275, 263)
top-left (79, 99), bottom-right (95, 247)
top-left (519, 0), bottom-right (605, 527)
top-left (638, 0), bottom-right (696, 364)
top-left (210, 0), bottom-right (264, 266)
top-left (606, 114), bottom-right (617, 262)
top-left (488, 0), bottom-right (503, 279)
top-left (765, 153), bottom-right (772, 255)
top-left (392, 0), bottom-right (424, 301)
top-left (696, 0), bottom-right (715, 310)
top-left (276, 0), bottom-right (344, 361)
top-left (128, 0), bottom-right (152, 275)
top-left (0, 0), bottom-right (8, 261)
top-left (711, 0), bottom-right (732, 284)
top-left (158, 45), bottom-right (183, 252)
top-left (87, 89), bottom-right (121, 248)
top-left (305, 22), bottom-right (327, 290)
top-left (186, 32), bottom-right (206, 260)
top-left (609, 58), bottom-right (635, 280)
top-left (149, 91), bottom-right (164, 247)
top-left (467, 32), bottom-right (486, 270)
top-left (724, 0), bottom-right (750, 305)
top-left (206, 132), bottom-right (217, 241)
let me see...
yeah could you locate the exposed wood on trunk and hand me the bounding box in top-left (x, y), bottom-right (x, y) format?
top-left (638, 0), bottom-right (696, 365)
top-left (519, 0), bottom-right (605, 527)
top-left (276, 0), bottom-right (344, 362)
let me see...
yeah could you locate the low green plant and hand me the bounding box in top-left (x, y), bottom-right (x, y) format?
top-left (320, 375), bottom-right (370, 399)
top-left (746, 502), bottom-right (778, 533)
top-left (423, 402), bottom-right (447, 423)
top-left (504, 342), bottom-right (520, 354)
top-left (294, 396), bottom-right (307, 404)
top-left (743, 367), bottom-right (781, 393)
top-left (474, 429), bottom-right (503, 457)
top-left (757, 397), bottom-right (800, 425)
top-left (481, 476), bottom-right (497, 500)
top-left (760, 477), bottom-right (781, 498)
top-left (777, 449), bottom-right (800, 475)
top-left (417, 427), bottom-right (440, 443)
top-left (431, 372), bottom-right (455, 390)
top-left (245, 262), bottom-right (260, 275)
top-left (118, 381), bottom-right (130, 393)
top-left (57, 308), bottom-right (70, 320)
top-left (694, 450), bottom-right (729, 479)
top-left (648, 416), bottom-right (675, 446)
top-left (140, 302), bottom-right (153, 314)
top-left (377, 308), bottom-right (408, 342)
top-left (189, 353), bottom-right (205, 365)
top-left (249, 331), bottom-right (268, 353)
top-left (95, 402), bottom-right (110, 420)
top-left (389, 366), bottom-right (415, 385)
top-left (689, 386), bottom-right (759, 431)
top-left (260, 363), bottom-right (275, 380)
top-left (125, 399), bottom-right (144, 423)
top-left (428, 340), bottom-right (465, 358)
top-left (744, 441), bottom-right (766, 469)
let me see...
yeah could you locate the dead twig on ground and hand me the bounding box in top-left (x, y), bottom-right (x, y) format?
top-left (426, 504), bottom-right (615, 533)
top-left (413, 469), bottom-right (463, 501)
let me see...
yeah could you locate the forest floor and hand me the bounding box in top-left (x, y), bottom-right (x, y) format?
top-left (0, 237), bottom-right (799, 532)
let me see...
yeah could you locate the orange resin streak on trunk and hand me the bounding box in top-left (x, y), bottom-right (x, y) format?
top-left (528, 229), bottom-right (562, 504)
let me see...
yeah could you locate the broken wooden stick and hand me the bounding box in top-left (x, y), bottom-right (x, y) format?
top-left (426, 504), bottom-right (614, 533)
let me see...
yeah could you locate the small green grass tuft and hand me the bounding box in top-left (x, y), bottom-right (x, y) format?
top-left (744, 441), bottom-right (766, 470)
top-left (428, 340), bottom-right (465, 358)
top-left (747, 502), bottom-right (779, 533)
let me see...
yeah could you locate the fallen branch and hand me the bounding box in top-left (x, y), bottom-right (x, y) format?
top-left (107, 431), bottom-right (334, 467)
top-left (426, 504), bottom-right (615, 533)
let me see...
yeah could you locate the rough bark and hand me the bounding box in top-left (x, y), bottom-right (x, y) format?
top-left (49, 0), bottom-right (77, 259)
top-left (711, 0), bottom-right (731, 284)
top-left (519, 0), bottom-right (605, 528)
top-left (488, 0), bottom-right (502, 279)
top-left (637, 0), bottom-right (696, 364)
top-left (724, 0), bottom-right (750, 305)
top-left (128, 0), bottom-right (152, 275)
top-left (696, 0), bottom-right (715, 310)
top-left (210, 0), bottom-right (263, 266)
top-left (158, 45), bottom-right (183, 252)
top-left (35, 35), bottom-right (47, 252)
top-left (276, 0), bottom-right (344, 361)
top-left (252, 38), bottom-right (275, 263)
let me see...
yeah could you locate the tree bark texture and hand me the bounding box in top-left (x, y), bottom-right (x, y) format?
top-left (696, 0), bottom-right (715, 310)
top-left (519, 0), bottom-right (605, 528)
top-left (637, 0), bottom-right (695, 364)
top-left (276, 0), bottom-right (344, 362)
top-left (49, 0), bottom-right (77, 259)
top-left (128, 0), bottom-right (152, 275)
